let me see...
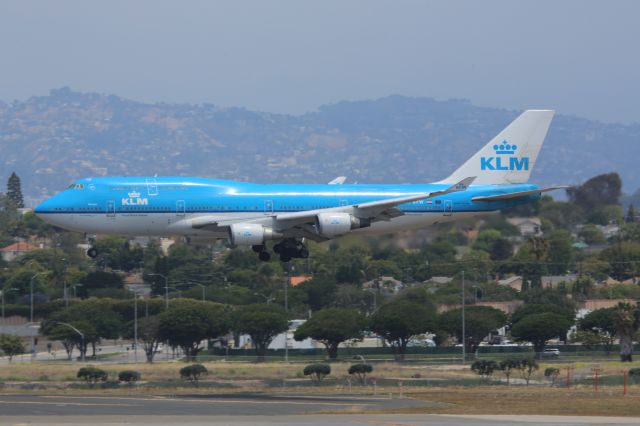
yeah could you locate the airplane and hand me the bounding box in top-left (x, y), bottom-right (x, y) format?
top-left (35, 110), bottom-right (563, 262)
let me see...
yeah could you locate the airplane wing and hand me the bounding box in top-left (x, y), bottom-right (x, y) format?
top-left (328, 176), bottom-right (346, 184)
top-left (275, 177), bottom-right (475, 222)
top-left (471, 186), bottom-right (567, 202)
top-left (190, 177), bottom-right (475, 239)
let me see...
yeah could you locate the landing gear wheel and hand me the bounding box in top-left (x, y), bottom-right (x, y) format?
top-left (273, 243), bottom-right (282, 254)
top-left (87, 247), bottom-right (98, 258)
top-left (258, 251), bottom-right (271, 262)
top-left (252, 244), bottom-right (265, 253)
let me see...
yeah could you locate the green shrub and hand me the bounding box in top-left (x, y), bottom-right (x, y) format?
top-left (629, 368), bottom-right (640, 384)
top-left (180, 364), bottom-right (208, 384)
top-left (303, 363), bottom-right (331, 384)
top-left (544, 368), bottom-right (560, 385)
top-left (118, 370), bottom-right (141, 384)
top-left (348, 363), bottom-right (373, 384)
top-left (77, 367), bottom-right (108, 384)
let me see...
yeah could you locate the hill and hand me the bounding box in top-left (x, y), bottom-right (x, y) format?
top-left (1, 88), bottom-right (638, 204)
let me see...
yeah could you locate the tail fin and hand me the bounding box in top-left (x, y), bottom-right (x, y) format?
top-left (438, 110), bottom-right (555, 185)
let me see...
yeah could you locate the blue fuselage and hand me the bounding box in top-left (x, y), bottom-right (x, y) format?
top-left (35, 177), bottom-right (539, 239)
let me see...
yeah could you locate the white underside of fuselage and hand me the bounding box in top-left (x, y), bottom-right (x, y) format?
top-left (38, 211), bottom-right (481, 242)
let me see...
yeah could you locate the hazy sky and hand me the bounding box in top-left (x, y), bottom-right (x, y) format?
top-left (1, 0), bottom-right (638, 123)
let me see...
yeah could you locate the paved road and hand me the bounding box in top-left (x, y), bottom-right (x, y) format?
top-left (0, 394), bottom-right (637, 425)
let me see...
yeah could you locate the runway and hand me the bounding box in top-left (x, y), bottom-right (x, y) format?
top-left (0, 393), bottom-right (637, 425)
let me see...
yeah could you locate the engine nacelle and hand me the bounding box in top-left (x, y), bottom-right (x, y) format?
top-left (228, 223), bottom-right (282, 246)
top-left (315, 212), bottom-right (370, 237)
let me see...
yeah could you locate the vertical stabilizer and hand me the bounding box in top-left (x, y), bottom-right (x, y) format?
top-left (438, 110), bottom-right (555, 185)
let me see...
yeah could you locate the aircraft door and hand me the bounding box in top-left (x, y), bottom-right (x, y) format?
top-left (146, 178), bottom-right (159, 196)
top-left (264, 200), bottom-right (273, 214)
top-left (444, 200), bottom-right (453, 216)
top-left (106, 200), bottom-right (116, 218)
top-left (176, 200), bottom-right (186, 216)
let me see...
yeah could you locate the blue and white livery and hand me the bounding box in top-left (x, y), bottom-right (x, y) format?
top-left (36, 110), bottom-right (562, 262)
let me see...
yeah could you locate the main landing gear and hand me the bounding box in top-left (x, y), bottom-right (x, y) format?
top-left (253, 238), bottom-right (309, 262)
top-left (85, 234), bottom-right (99, 258)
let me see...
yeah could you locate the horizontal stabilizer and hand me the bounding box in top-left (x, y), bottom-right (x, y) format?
top-left (328, 176), bottom-right (346, 184)
top-left (472, 186), bottom-right (567, 202)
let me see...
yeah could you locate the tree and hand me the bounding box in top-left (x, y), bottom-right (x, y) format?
top-left (348, 363), bottom-right (373, 384)
top-left (577, 307), bottom-right (617, 355)
top-left (43, 299), bottom-right (123, 358)
top-left (578, 224), bottom-right (605, 245)
top-left (297, 277), bottom-right (337, 311)
top-left (613, 302), bottom-right (640, 362)
top-left (626, 204), bottom-right (636, 223)
top-left (233, 304), bottom-right (289, 362)
top-left (303, 363), bottom-right (331, 384)
top-left (517, 358), bottom-right (539, 385)
top-left (511, 313), bottom-right (573, 358)
top-left (490, 237), bottom-right (514, 261)
top-left (158, 300), bottom-right (230, 360)
top-left (439, 306), bottom-right (507, 357)
top-left (471, 360), bottom-right (498, 381)
top-left (293, 308), bottom-right (367, 360)
top-left (546, 230), bottom-right (574, 275)
top-left (545, 368), bottom-right (560, 386)
top-left (499, 358), bottom-right (520, 385)
top-left (124, 315), bottom-right (163, 363)
top-left (567, 173), bottom-right (622, 210)
top-left (0, 334), bottom-right (25, 362)
top-left (369, 300), bottom-right (436, 361)
top-left (599, 242), bottom-right (640, 281)
top-left (511, 303), bottom-right (574, 326)
top-left (6, 172), bottom-right (24, 208)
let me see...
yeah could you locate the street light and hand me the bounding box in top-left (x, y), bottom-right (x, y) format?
top-left (0, 287), bottom-right (18, 320)
top-left (148, 273), bottom-right (169, 309)
top-left (71, 282), bottom-right (83, 298)
top-left (461, 270), bottom-right (466, 365)
top-left (30, 271), bottom-right (50, 360)
top-left (54, 321), bottom-right (85, 363)
top-left (130, 288), bottom-right (145, 363)
top-left (253, 292), bottom-right (274, 304)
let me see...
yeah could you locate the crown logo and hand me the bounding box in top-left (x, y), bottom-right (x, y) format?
top-left (128, 191), bottom-right (141, 198)
top-left (493, 140), bottom-right (517, 155)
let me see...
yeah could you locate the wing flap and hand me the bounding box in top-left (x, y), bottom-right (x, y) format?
top-left (472, 186), bottom-right (567, 202)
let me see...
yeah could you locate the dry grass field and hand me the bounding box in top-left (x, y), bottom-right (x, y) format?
top-left (2, 359), bottom-right (640, 416)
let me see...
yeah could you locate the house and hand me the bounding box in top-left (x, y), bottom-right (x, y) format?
top-left (424, 276), bottom-right (454, 285)
top-left (540, 274), bottom-right (577, 289)
top-left (289, 275), bottom-right (313, 287)
top-left (498, 275), bottom-right (524, 292)
top-left (0, 241), bottom-right (39, 262)
top-left (507, 217), bottom-right (542, 237)
top-left (597, 224), bottom-right (620, 239)
top-left (363, 276), bottom-right (404, 294)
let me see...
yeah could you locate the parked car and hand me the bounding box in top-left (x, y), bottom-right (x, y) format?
top-left (542, 348), bottom-right (560, 358)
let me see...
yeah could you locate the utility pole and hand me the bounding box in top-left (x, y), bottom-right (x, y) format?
top-left (284, 263), bottom-right (290, 363)
top-left (461, 270), bottom-right (466, 365)
top-left (133, 290), bottom-right (138, 363)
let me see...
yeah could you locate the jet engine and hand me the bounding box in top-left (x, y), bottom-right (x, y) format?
top-left (229, 223), bottom-right (282, 246)
top-left (315, 212), bottom-right (370, 237)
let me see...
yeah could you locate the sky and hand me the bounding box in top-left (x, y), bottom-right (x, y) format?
top-left (0, 0), bottom-right (638, 123)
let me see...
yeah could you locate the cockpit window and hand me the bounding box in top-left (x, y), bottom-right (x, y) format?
top-left (67, 183), bottom-right (84, 189)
